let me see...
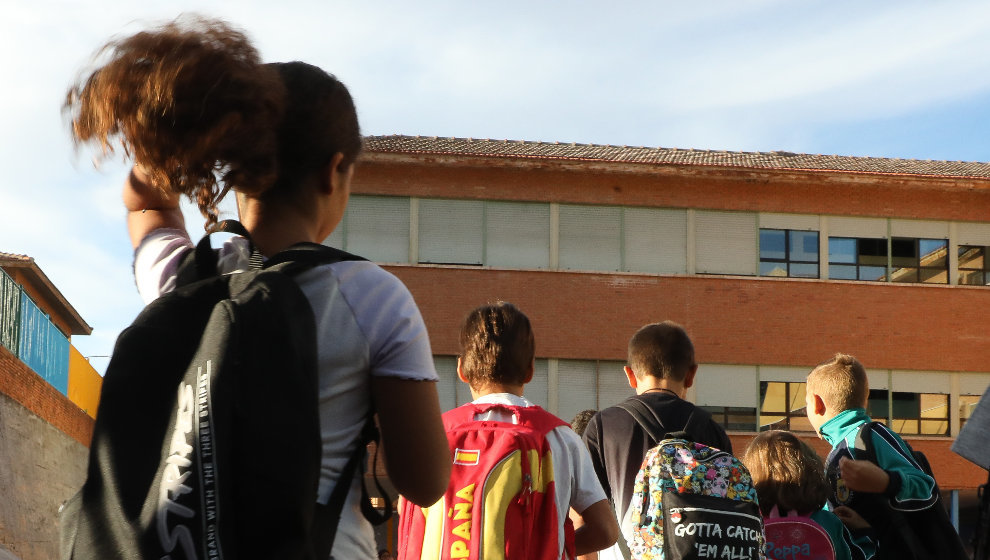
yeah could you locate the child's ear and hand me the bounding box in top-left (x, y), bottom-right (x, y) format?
top-left (523, 362), bottom-right (534, 384)
top-left (684, 364), bottom-right (698, 389)
top-left (456, 357), bottom-right (469, 384)
top-left (813, 393), bottom-right (827, 416)
top-left (624, 366), bottom-right (638, 390)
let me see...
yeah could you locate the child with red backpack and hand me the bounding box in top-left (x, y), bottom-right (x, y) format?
top-left (742, 430), bottom-right (876, 560)
top-left (398, 302), bottom-right (618, 559)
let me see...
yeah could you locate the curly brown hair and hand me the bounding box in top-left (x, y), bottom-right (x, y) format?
top-left (65, 15), bottom-right (286, 230)
top-left (742, 430), bottom-right (829, 516)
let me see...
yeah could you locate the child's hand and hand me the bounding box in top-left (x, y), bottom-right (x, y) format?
top-left (839, 457), bottom-right (890, 493)
top-left (832, 505), bottom-right (870, 530)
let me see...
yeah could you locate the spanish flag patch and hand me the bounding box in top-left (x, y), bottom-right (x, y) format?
top-left (453, 448), bottom-right (480, 466)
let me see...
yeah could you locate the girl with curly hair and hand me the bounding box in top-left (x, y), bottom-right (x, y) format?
top-left (66, 15), bottom-right (449, 559)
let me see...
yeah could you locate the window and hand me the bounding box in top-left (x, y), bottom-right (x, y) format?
top-left (828, 237), bottom-right (887, 281)
top-left (959, 246), bottom-right (990, 285)
top-left (559, 205), bottom-right (622, 271)
top-left (759, 382), bottom-right (813, 432)
top-left (891, 392), bottom-right (949, 436)
top-left (702, 406), bottom-right (758, 432)
top-left (961, 394), bottom-right (982, 428)
top-left (759, 229), bottom-right (819, 278)
top-left (418, 199), bottom-right (484, 265)
top-left (890, 238), bottom-right (947, 284)
top-left (870, 389), bottom-right (949, 436)
top-left (557, 359), bottom-right (632, 424)
top-left (324, 195), bottom-right (410, 263)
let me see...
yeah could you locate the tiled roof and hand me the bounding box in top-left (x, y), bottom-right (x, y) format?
top-left (364, 135), bottom-right (990, 180)
top-left (0, 252), bottom-right (33, 263)
top-left (0, 251), bottom-right (92, 336)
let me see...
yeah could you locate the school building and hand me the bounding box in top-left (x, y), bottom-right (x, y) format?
top-left (335, 135), bottom-right (990, 541)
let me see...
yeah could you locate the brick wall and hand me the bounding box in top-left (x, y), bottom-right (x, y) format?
top-left (386, 266), bottom-right (990, 374)
top-left (0, 345), bottom-right (93, 447)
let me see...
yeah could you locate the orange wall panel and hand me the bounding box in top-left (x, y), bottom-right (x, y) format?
top-left (68, 345), bottom-right (101, 419)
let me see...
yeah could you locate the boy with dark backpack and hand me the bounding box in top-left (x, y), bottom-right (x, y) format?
top-left (61, 17), bottom-right (450, 559)
top-left (806, 353), bottom-right (967, 560)
top-left (398, 302), bottom-right (618, 559)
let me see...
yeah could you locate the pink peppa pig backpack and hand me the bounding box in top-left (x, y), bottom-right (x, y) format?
top-left (763, 506), bottom-right (835, 560)
top-left (619, 400), bottom-right (765, 560)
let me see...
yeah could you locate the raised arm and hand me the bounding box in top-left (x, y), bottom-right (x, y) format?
top-left (371, 377), bottom-right (451, 506)
top-left (122, 166), bottom-right (185, 249)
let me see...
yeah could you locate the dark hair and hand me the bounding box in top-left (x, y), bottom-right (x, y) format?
top-left (627, 321), bottom-right (695, 381)
top-left (265, 61), bottom-right (361, 200)
top-left (458, 302), bottom-right (535, 391)
top-left (65, 16), bottom-right (361, 231)
top-left (742, 430), bottom-right (829, 516)
top-left (570, 409), bottom-right (597, 437)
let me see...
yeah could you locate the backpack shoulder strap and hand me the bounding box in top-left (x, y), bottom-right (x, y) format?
top-left (312, 415), bottom-right (385, 559)
top-left (616, 397), bottom-right (667, 443)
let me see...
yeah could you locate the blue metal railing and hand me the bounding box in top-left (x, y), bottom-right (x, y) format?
top-left (0, 268), bottom-right (70, 395)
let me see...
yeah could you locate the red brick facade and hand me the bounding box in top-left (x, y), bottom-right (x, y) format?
top-left (0, 345), bottom-right (93, 447)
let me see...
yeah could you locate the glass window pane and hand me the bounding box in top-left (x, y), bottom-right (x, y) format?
top-left (959, 270), bottom-right (987, 286)
top-left (829, 265), bottom-right (858, 280)
top-left (760, 382), bottom-right (787, 413)
top-left (920, 394), bottom-right (948, 419)
top-left (788, 383), bottom-right (807, 414)
top-left (919, 239), bottom-right (947, 268)
top-left (958, 246), bottom-right (985, 270)
top-left (790, 416), bottom-right (814, 433)
top-left (760, 229), bottom-right (786, 260)
top-left (891, 238), bottom-right (917, 268)
top-left (961, 395), bottom-right (981, 420)
top-left (760, 262), bottom-right (788, 277)
top-left (919, 267), bottom-right (947, 284)
top-left (726, 408), bottom-right (758, 432)
top-left (890, 267), bottom-right (919, 283)
top-left (858, 239), bottom-right (888, 266)
top-left (859, 266), bottom-right (887, 282)
top-left (789, 231), bottom-right (819, 262)
top-left (828, 238), bottom-right (857, 264)
top-left (760, 415), bottom-right (786, 431)
top-left (868, 389), bottom-right (890, 421)
top-left (789, 263), bottom-right (819, 278)
top-left (921, 420), bottom-right (948, 435)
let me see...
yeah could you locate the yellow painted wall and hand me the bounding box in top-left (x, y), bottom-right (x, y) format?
top-left (68, 345), bottom-right (101, 418)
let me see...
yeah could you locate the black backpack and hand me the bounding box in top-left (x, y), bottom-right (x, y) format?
top-left (855, 422), bottom-right (968, 560)
top-left (60, 222), bottom-right (387, 559)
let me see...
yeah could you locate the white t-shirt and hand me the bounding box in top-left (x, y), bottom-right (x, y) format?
top-left (134, 230), bottom-right (439, 560)
top-left (470, 393), bottom-right (608, 560)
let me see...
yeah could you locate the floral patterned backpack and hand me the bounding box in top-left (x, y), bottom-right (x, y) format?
top-left (618, 400), bottom-right (766, 560)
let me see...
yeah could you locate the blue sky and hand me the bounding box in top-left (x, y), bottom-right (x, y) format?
top-left (4, 1), bottom-right (990, 373)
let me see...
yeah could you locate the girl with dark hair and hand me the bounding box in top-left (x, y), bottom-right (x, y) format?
top-left (66, 16), bottom-right (450, 559)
